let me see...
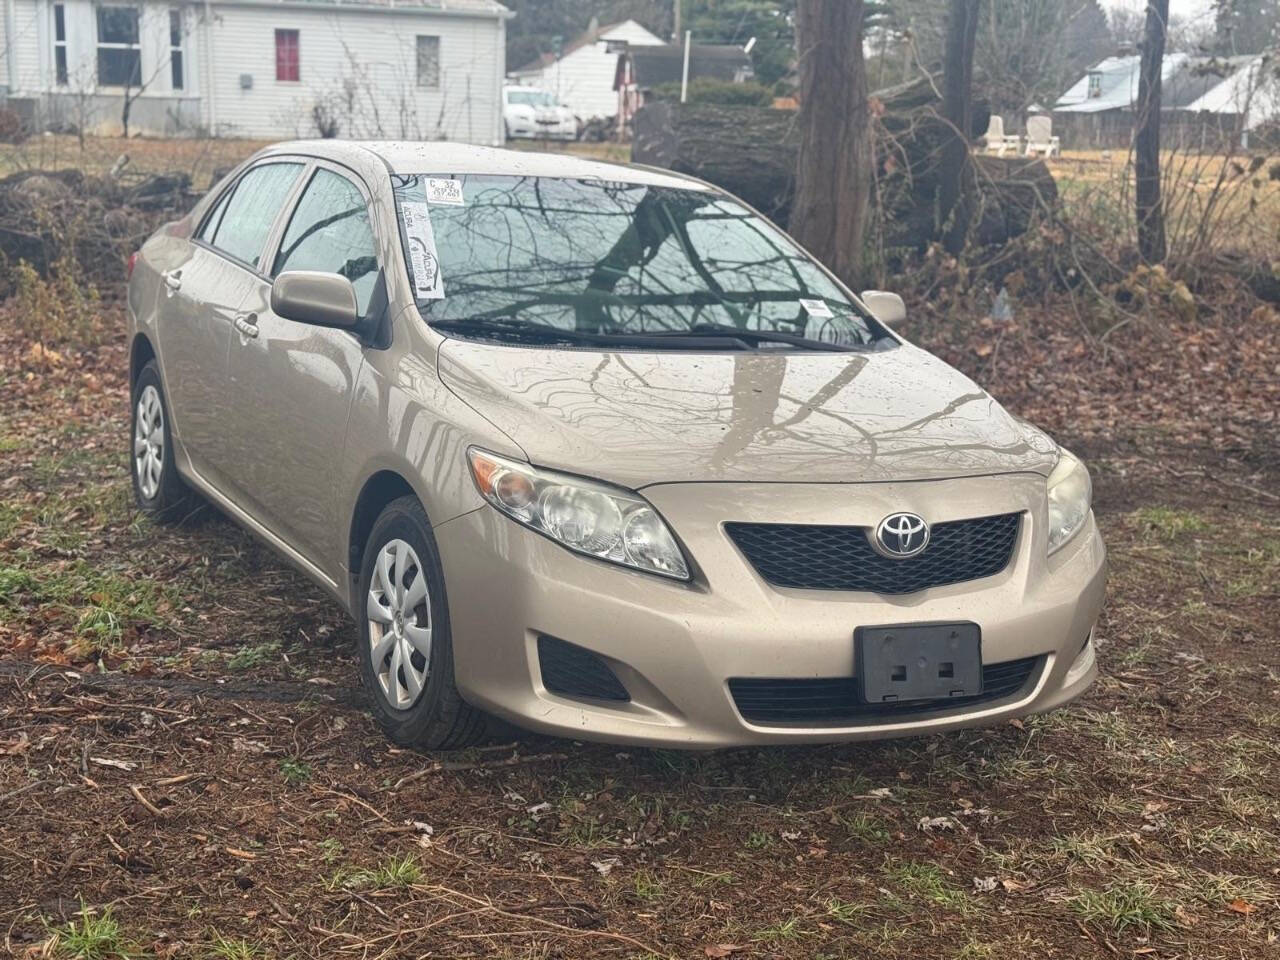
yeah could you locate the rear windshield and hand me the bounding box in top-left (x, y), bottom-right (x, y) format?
top-left (507, 90), bottom-right (557, 106)
top-left (391, 173), bottom-right (889, 348)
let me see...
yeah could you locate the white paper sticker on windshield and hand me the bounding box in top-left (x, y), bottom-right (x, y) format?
top-left (800, 298), bottom-right (833, 318)
top-left (425, 178), bottom-right (465, 206)
top-left (401, 202), bottom-right (445, 300)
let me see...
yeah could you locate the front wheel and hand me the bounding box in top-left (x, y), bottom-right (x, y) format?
top-left (357, 496), bottom-right (485, 749)
top-left (130, 361), bottom-right (196, 522)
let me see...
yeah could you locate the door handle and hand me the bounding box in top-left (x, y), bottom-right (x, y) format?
top-left (234, 314), bottom-right (259, 339)
top-left (163, 270), bottom-right (182, 294)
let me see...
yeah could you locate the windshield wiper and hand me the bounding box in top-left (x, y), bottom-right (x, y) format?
top-left (646, 322), bottom-right (855, 352)
top-left (428, 316), bottom-right (758, 351)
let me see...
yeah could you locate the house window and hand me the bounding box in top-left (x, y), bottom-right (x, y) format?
top-left (169, 9), bottom-right (184, 90)
top-left (1087, 71), bottom-right (1102, 99)
top-left (97, 6), bottom-right (141, 87)
top-left (275, 29), bottom-right (299, 82)
top-left (53, 4), bottom-right (68, 86)
top-left (416, 35), bottom-right (439, 88)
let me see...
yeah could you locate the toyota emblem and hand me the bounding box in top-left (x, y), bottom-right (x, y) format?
top-left (873, 512), bottom-right (930, 558)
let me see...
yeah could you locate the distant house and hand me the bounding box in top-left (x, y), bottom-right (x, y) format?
top-left (1181, 53), bottom-right (1280, 148)
top-left (509, 18), bottom-right (663, 121)
top-left (1053, 52), bottom-right (1273, 148)
top-left (0, 0), bottom-right (511, 141)
top-left (613, 43), bottom-right (754, 129)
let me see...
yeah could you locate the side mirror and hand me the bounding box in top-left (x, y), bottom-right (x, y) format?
top-left (860, 290), bottom-right (906, 327)
top-left (271, 270), bottom-right (360, 330)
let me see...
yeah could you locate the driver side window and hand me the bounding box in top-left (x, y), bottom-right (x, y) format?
top-left (272, 168), bottom-right (379, 316)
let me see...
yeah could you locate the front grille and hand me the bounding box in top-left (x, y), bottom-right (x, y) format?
top-left (729, 656), bottom-right (1042, 726)
top-left (725, 513), bottom-right (1021, 594)
top-left (537, 635), bottom-right (629, 702)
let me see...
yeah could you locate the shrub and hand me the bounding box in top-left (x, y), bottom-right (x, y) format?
top-left (13, 256), bottom-right (102, 347)
top-left (0, 107), bottom-right (28, 145)
top-left (649, 78), bottom-right (774, 107)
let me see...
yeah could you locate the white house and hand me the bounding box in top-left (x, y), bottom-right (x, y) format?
top-left (509, 18), bottom-right (662, 121)
top-left (0, 0), bottom-right (511, 141)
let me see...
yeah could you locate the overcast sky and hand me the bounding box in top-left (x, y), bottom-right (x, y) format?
top-left (1102, 0), bottom-right (1216, 22)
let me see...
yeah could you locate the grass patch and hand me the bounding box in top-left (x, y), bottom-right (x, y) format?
top-left (825, 897), bottom-right (868, 926)
top-left (0, 566), bottom-right (39, 606)
top-left (885, 862), bottom-right (973, 914)
top-left (227, 641), bottom-right (282, 671)
top-left (331, 854), bottom-right (422, 891)
top-left (207, 932), bottom-right (267, 960)
top-left (49, 906), bottom-right (137, 959)
top-left (1136, 506), bottom-right (1207, 539)
top-left (752, 916), bottom-right (804, 941)
top-left (836, 812), bottom-right (892, 844)
top-left (632, 868), bottom-right (664, 901)
top-left (1071, 881), bottom-right (1178, 933)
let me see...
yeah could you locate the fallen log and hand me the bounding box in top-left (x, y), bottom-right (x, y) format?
top-left (631, 93), bottom-right (1055, 252)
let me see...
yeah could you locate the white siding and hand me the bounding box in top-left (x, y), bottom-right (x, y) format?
top-left (6, 0), bottom-right (200, 133)
top-left (205, 5), bottom-right (503, 142)
top-left (9, 0), bottom-right (41, 91)
top-left (517, 19), bottom-right (661, 121)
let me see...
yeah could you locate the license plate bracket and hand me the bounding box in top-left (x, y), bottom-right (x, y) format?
top-left (856, 622), bottom-right (982, 704)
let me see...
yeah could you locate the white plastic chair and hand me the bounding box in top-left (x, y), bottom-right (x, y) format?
top-left (1024, 115), bottom-right (1060, 158)
top-left (980, 115), bottom-right (1020, 156)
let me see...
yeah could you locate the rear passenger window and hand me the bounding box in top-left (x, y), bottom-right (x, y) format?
top-left (272, 168), bottom-right (378, 315)
top-left (201, 162), bottom-right (303, 268)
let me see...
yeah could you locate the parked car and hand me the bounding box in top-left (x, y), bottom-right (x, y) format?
top-left (126, 141), bottom-right (1105, 749)
top-left (502, 85), bottom-right (578, 141)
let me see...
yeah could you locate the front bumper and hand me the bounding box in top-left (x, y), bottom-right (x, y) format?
top-left (435, 474), bottom-right (1105, 748)
top-left (505, 119), bottom-right (577, 140)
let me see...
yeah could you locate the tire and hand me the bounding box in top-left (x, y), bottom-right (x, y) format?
top-left (130, 360), bottom-right (196, 523)
top-left (357, 496), bottom-right (485, 749)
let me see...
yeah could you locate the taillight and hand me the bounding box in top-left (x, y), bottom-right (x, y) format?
top-left (126, 251), bottom-right (139, 279)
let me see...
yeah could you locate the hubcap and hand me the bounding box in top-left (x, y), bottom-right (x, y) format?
top-left (366, 539), bottom-right (432, 710)
top-left (133, 385), bottom-right (164, 500)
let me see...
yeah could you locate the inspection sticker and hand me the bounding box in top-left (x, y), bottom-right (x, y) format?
top-left (400, 202), bottom-right (445, 300)
top-left (799, 298), bottom-right (833, 318)
top-left (425, 178), bottom-right (465, 205)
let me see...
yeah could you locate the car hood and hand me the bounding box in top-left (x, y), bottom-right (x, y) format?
top-left (437, 339), bottom-right (1058, 488)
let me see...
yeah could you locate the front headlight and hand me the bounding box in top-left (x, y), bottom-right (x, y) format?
top-left (1046, 448), bottom-right (1092, 554)
top-left (467, 448), bottom-right (690, 580)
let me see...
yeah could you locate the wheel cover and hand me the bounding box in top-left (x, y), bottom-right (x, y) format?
top-left (366, 538), bottom-right (433, 710)
top-left (133, 385), bottom-right (164, 500)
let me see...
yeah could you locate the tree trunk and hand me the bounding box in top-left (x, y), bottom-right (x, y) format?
top-left (790, 0), bottom-right (872, 290)
top-left (1135, 0), bottom-right (1169, 263)
top-left (938, 0), bottom-right (982, 256)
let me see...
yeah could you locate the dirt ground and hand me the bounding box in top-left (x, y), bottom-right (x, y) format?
top-left (1, 142), bottom-right (1278, 958)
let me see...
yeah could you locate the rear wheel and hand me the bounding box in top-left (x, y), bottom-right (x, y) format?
top-left (357, 496), bottom-right (485, 749)
top-left (131, 361), bottom-right (196, 522)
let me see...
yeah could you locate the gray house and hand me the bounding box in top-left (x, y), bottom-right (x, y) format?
top-left (1053, 52), bottom-right (1271, 149)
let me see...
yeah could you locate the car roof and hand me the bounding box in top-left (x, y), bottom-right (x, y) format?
top-left (257, 139), bottom-right (710, 191)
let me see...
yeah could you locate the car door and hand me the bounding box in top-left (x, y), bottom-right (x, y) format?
top-left (221, 162), bottom-right (380, 569)
top-left (157, 161), bottom-right (305, 488)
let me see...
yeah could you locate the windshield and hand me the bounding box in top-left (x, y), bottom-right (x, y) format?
top-left (507, 90), bottom-right (557, 107)
top-left (391, 174), bottom-right (891, 350)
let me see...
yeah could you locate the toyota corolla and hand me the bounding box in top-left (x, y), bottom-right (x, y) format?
top-left (126, 141), bottom-right (1105, 749)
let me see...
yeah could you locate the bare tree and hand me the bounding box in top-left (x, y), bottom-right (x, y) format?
top-left (1135, 0), bottom-right (1170, 263)
top-left (790, 0), bottom-right (872, 289)
top-left (938, 0), bottom-right (981, 256)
